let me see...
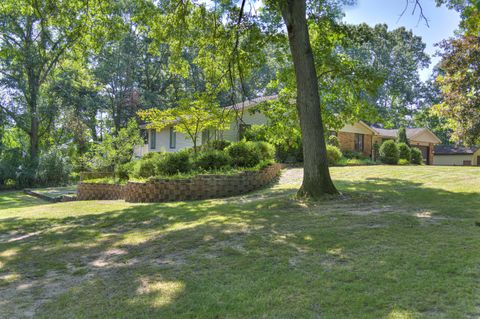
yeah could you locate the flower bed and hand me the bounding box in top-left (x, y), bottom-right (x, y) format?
top-left (77, 163), bottom-right (283, 203)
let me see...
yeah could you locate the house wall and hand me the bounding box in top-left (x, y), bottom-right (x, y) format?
top-left (222, 110), bottom-right (267, 142)
top-left (337, 122), bottom-right (374, 158)
top-left (337, 132), bottom-right (373, 158)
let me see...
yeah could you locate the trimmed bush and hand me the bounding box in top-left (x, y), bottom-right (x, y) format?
top-left (225, 141), bottom-right (261, 167)
top-left (115, 161), bottom-right (135, 181)
top-left (379, 140), bottom-right (399, 164)
top-left (157, 150), bottom-right (192, 175)
top-left (397, 143), bottom-right (411, 161)
top-left (194, 150), bottom-right (231, 170)
top-left (373, 142), bottom-right (380, 161)
top-left (326, 145), bottom-right (342, 165)
top-left (410, 147), bottom-right (423, 164)
top-left (255, 141), bottom-right (275, 161)
top-left (398, 159), bottom-right (410, 165)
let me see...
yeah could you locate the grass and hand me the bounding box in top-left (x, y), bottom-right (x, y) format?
top-left (1, 165), bottom-right (480, 318)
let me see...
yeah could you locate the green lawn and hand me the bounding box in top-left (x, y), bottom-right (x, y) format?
top-left (1, 166), bottom-right (480, 318)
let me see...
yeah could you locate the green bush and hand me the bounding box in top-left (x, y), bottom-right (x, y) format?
top-left (398, 159), bottom-right (410, 165)
top-left (115, 161), bottom-right (135, 181)
top-left (397, 143), bottom-right (411, 161)
top-left (343, 150), bottom-right (367, 160)
top-left (194, 150), bottom-right (231, 170)
top-left (326, 145), bottom-right (342, 165)
top-left (254, 141), bottom-right (275, 161)
top-left (379, 140), bottom-right (399, 165)
top-left (410, 147), bottom-right (423, 164)
top-left (209, 140), bottom-right (231, 151)
top-left (373, 142), bottom-right (380, 161)
top-left (133, 157), bottom-right (158, 178)
top-left (157, 150), bottom-right (192, 175)
top-left (327, 135), bottom-right (340, 148)
top-left (225, 141), bottom-right (261, 167)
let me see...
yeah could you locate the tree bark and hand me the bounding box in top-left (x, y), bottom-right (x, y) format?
top-left (280, 0), bottom-right (338, 197)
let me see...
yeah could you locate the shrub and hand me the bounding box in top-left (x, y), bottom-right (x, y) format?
top-left (225, 141), bottom-right (261, 167)
top-left (326, 145), bottom-right (342, 165)
top-left (115, 161), bottom-right (135, 181)
top-left (209, 140), bottom-right (231, 151)
top-left (410, 147), bottom-right (423, 164)
top-left (343, 150), bottom-right (367, 160)
top-left (254, 141), bottom-right (275, 161)
top-left (327, 135), bottom-right (340, 148)
top-left (194, 150), bottom-right (231, 170)
top-left (398, 159), bottom-right (410, 165)
top-left (379, 140), bottom-right (399, 164)
top-left (397, 126), bottom-right (409, 145)
top-left (157, 150), bottom-right (192, 175)
top-left (133, 157), bottom-right (158, 178)
top-left (373, 142), bottom-right (380, 161)
top-left (397, 143), bottom-right (411, 161)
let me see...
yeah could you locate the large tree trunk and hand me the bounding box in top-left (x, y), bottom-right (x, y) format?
top-left (280, 0), bottom-right (338, 197)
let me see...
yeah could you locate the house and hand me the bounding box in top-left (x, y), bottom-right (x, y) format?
top-left (433, 145), bottom-right (480, 166)
top-left (134, 95), bottom-right (441, 165)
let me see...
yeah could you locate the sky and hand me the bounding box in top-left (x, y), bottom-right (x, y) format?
top-left (343, 0), bottom-right (461, 81)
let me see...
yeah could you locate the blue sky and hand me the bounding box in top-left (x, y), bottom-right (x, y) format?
top-left (343, 0), bottom-right (461, 81)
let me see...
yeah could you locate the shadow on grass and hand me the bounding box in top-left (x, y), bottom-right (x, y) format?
top-left (0, 178), bottom-right (479, 318)
top-left (0, 191), bottom-right (48, 210)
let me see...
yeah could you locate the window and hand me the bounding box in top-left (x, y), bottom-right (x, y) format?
top-left (463, 160), bottom-right (472, 166)
top-left (149, 129), bottom-right (156, 149)
top-left (239, 123), bottom-right (251, 140)
top-left (354, 133), bottom-right (364, 152)
top-left (169, 127), bottom-right (176, 149)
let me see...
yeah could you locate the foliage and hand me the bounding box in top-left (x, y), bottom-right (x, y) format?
top-left (343, 150), bottom-right (368, 160)
top-left (326, 145), bottom-right (342, 166)
top-left (397, 143), bottom-right (412, 161)
top-left (193, 151), bottom-right (231, 171)
top-left (225, 141), bottom-right (261, 168)
top-left (398, 159), bottom-right (410, 165)
top-left (133, 157), bottom-right (159, 179)
top-left (397, 127), bottom-right (409, 145)
top-left (434, 35), bottom-right (480, 145)
top-left (379, 140), bottom-right (399, 165)
top-left (139, 94), bottom-right (233, 151)
top-left (85, 119), bottom-right (142, 172)
top-left (255, 141), bottom-right (276, 162)
top-left (327, 135), bottom-right (341, 148)
top-left (157, 151), bottom-right (192, 175)
top-left (373, 142), bottom-right (380, 161)
top-left (410, 147), bottom-right (423, 164)
top-left (36, 149), bottom-right (72, 186)
top-left (336, 157), bottom-right (379, 166)
top-left (206, 140), bottom-right (232, 151)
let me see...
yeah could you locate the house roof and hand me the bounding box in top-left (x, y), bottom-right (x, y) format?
top-left (225, 95), bottom-right (278, 111)
top-left (371, 127), bottom-right (442, 144)
top-left (434, 145), bottom-right (479, 155)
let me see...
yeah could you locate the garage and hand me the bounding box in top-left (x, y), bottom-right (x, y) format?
top-left (433, 145), bottom-right (480, 166)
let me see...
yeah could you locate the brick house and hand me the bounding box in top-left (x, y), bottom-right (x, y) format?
top-left (135, 95), bottom-right (441, 164)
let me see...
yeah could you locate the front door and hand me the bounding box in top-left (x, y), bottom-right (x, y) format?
top-left (477, 156), bottom-right (480, 166)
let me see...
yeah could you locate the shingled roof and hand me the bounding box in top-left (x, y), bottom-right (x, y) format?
top-left (373, 128), bottom-right (425, 139)
top-left (434, 145), bottom-right (479, 155)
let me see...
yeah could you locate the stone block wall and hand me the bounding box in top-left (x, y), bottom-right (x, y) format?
top-left (77, 183), bottom-right (124, 200)
top-left (77, 164), bottom-right (282, 203)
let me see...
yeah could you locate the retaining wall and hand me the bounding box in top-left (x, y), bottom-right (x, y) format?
top-left (77, 163), bottom-right (282, 203)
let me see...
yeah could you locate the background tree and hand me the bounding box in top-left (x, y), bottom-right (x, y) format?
top-left (0, 0), bottom-right (119, 167)
top-left (433, 35), bottom-right (480, 145)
